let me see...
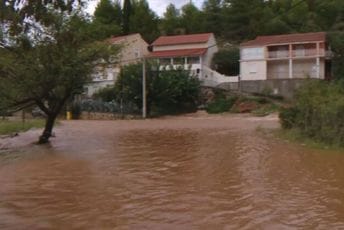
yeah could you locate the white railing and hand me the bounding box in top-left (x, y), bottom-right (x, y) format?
top-left (158, 64), bottom-right (201, 70)
top-left (200, 66), bottom-right (239, 87)
top-left (268, 51), bottom-right (289, 59)
top-left (268, 49), bottom-right (326, 59)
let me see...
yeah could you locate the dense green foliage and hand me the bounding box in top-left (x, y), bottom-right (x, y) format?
top-left (206, 96), bottom-right (238, 114)
top-left (212, 48), bottom-right (240, 76)
top-left (92, 0), bottom-right (159, 42)
top-left (89, 0), bottom-right (344, 50)
top-left (160, 4), bottom-right (181, 35)
top-left (96, 63), bottom-right (200, 116)
top-left (148, 66), bottom-right (200, 115)
top-left (94, 86), bottom-right (117, 102)
top-left (157, 0), bottom-right (344, 41)
top-left (327, 32), bottom-right (344, 80)
top-left (279, 81), bottom-right (344, 146)
top-left (129, 0), bottom-right (159, 42)
top-left (122, 0), bottom-right (132, 34)
top-left (92, 0), bottom-right (122, 38)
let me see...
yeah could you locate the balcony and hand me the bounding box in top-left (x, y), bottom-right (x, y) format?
top-left (292, 48), bottom-right (325, 58)
top-left (268, 48), bottom-right (326, 60)
top-left (268, 50), bottom-right (289, 59)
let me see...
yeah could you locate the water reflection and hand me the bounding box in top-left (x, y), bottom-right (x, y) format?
top-left (0, 117), bottom-right (344, 229)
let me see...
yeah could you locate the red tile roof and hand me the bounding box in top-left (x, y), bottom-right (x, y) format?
top-left (152, 33), bottom-right (213, 46)
top-left (241, 32), bottom-right (326, 47)
top-left (147, 48), bottom-right (207, 58)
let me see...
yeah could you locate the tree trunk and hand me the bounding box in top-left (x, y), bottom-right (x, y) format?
top-left (38, 114), bottom-right (56, 144)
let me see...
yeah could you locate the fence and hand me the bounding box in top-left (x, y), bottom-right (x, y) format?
top-left (72, 99), bottom-right (140, 119)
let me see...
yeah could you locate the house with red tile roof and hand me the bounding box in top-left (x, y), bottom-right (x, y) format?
top-left (147, 33), bottom-right (240, 87)
top-left (240, 32), bottom-right (331, 82)
top-left (86, 33), bottom-right (149, 96)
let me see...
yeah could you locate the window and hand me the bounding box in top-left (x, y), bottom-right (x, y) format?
top-left (249, 64), bottom-right (257, 74)
top-left (173, 57), bottom-right (184, 65)
top-left (241, 48), bottom-right (264, 60)
top-left (159, 58), bottom-right (171, 65)
top-left (134, 49), bottom-right (140, 58)
top-left (187, 56), bottom-right (200, 64)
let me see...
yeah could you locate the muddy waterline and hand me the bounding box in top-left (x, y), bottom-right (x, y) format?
top-left (0, 114), bottom-right (344, 229)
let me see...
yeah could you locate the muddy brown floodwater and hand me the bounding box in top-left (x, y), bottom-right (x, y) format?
top-left (0, 113), bottom-right (344, 229)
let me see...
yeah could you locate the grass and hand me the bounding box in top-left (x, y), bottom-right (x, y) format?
top-left (255, 124), bottom-right (344, 152)
top-left (251, 104), bottom-right (280, 117)
top-left (0, 119), bottom-right (45, 135)
top-left (276, 128), bottom-right (344, 151)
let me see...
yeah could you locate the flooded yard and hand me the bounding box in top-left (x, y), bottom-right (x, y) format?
top-left (0, 113), bottom-right (344, 229)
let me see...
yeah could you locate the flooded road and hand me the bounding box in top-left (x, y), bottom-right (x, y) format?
top-left (1, 113), bottom-right (344, 229)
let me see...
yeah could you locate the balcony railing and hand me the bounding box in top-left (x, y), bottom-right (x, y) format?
top-left (268, 49), bottom-right (326, 59)
top-left (268, 51), bottom-right (289, 59)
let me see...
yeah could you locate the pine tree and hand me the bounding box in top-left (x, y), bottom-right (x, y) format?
top-left (161, 4), bottom-right (181, 35)
top-left (122, 0), bottom-right (132, 34)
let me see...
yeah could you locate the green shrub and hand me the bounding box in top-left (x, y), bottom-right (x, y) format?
top-left (93, 86), bottom-right (117, 102)
top-left (206, 96), bottom-right (237, 114)
top-left (279, 80), bottom-right (344, 146)
top-left (241, 96), bottom-right (268, 104)
top-left (212, 48), bottom-right (240, 76)
top-left (114, 63), bottom-right (201, 116)
top-left (279, 107), bottom-right (298, 129)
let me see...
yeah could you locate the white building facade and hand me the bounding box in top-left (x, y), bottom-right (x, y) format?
top-left (240, 32), bottom-right (331, 81)
top-left (85, 33), bottom-right (149, 97)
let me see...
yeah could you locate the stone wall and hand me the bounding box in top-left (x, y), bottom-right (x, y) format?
top-left (79, 112), bottom-right (140, 120)
top-left (216, 79), bottom-right (319, 99)
top-left (239, 79), bottom-right (313, 99)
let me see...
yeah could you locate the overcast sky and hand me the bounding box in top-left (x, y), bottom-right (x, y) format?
top-left (86, 0), bottom-right (204, 17)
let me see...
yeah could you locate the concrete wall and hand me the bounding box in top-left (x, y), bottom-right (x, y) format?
top-left (239, 79), bottom-right (315, 99)
top-left (240, 60), bottom-right (267, 81)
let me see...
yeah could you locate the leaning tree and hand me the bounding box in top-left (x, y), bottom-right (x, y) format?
top-left (0, 1), bottom-right (119, 143)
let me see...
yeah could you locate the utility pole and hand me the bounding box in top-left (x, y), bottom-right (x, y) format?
top-left (142, 58), bottom-right (147, 118)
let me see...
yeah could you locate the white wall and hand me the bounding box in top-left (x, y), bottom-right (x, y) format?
top-left (240, 60), bottom-right (267, 81)
top-left (203, 34), bottom-right (218, 67)
top-left (241, 47), bottom-right (265, 60)
top-left (153, 43), bottom-right (208, 52)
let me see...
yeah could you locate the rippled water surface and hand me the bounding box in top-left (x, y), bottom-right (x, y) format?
top-left (1, 114), bottom-right (344, 229)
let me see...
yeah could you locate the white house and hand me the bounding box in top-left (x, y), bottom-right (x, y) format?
top-left (85, 33), bottom-right (149, 96)
top-left (240, 32), bottom-right (331, 81)
top-left (147, 33), bottom-right (239, 87)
